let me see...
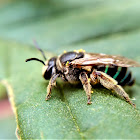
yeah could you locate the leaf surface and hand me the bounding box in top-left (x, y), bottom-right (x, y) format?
top-left (0, 0), bottom-right (140, 139)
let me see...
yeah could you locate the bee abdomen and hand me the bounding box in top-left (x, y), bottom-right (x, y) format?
top-left (96, 65), bottom-right (135, 86)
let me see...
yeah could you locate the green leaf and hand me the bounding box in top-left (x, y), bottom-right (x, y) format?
top-left (1, 0), bottom-right (140, 51)
top-left (0, 0), bottom-right (140, 139)
top-left (1, 39), bottom-right (140, 139)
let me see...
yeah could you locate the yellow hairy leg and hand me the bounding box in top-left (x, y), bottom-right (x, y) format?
top-left (92, 71), bottom-right (135, 107)
top-left (79, 72), bottom-right (92, 104)
top-left (46, 74), bottom-right (59, 100)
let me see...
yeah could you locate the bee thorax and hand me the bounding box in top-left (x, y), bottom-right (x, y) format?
top-left (63, 67), bottom-right (81, 84)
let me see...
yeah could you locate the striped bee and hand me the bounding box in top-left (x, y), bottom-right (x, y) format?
top-left (26, 46), bottom-right (140, 108)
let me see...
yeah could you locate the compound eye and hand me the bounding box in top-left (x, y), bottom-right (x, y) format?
top-left (42, 57), bottom-right (57, 80)
top-left (43, 67), bottom-right (52, 80)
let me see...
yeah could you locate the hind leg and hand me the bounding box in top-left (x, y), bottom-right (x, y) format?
top-left (93, 70), bottom-right (135, 107)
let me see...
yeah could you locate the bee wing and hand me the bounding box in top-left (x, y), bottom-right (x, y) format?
top-left (70, 53), bottom-right (140, 67)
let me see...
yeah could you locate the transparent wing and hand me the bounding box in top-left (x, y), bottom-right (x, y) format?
top-left (70, 53), bottom-right (140, 67)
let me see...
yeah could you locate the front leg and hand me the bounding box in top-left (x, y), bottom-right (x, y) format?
top-left (95, 71), bottom-right (136, 108)
top-left (79, 72), bottom-right (92, 104)
top-left (46, 74), bottom-right (60, 100)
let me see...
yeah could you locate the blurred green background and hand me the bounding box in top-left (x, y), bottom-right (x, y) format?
top-left (0, 0), bottom-right (140, 139)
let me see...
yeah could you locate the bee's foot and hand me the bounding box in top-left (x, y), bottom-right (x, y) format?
top-left (87, 101), bottom-right (92, 105)
top-left (127, 100), bottom-right (136, 108)
top-left (45, 95), bottom-right (51, 101)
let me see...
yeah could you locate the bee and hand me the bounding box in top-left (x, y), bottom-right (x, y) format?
top-left (26, 44), bottom-right (140, 108)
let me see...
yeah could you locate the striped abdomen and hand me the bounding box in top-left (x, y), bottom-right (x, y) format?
top-left (96, 65), bottom-right (135, 86)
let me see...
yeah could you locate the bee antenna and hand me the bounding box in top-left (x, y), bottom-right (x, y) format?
top-left (25, 58), bottom-right (45, 65)
top-left (33, 39), bottom-right (47, 60)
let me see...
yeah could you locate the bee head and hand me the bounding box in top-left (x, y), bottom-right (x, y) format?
top-left (42, 57), bottom-right (57, 80)
top-left (25, 41), bottom-right (57, 80)
top-left (26, 56), bottom-right (57, 80)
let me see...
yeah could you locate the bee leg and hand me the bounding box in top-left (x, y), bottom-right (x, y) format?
top-left (79, 72), bottom-right (92, 105)
top-left (46, 74), bottom-right (60, 101)
top-left (95, 71), bottom-right (136, 108)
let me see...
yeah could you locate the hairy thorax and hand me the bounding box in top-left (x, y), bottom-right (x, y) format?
top-left (63, 67), bottom-right (81, 84)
